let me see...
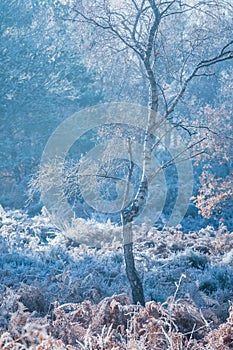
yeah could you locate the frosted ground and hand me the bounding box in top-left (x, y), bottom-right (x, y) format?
top-left (0, 205), bottom-right (233, 348)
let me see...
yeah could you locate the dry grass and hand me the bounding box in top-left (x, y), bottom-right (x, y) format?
top-left (0, 295), bottom-right (232, 349)
top-left (0, 209), bottom-right (233, 349)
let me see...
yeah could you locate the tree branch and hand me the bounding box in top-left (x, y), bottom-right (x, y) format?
top-left (149, 136), bottom-right (207, 182)
top-left (166, 40), bottom-right (233, 117)
top-left (72, 7), bottom-right (143, 58)
top-left (145, 0), bottom-right (161, 63)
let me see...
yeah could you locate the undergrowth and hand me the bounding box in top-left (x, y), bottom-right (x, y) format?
top-left (0, 206), bottom-right (233, 349)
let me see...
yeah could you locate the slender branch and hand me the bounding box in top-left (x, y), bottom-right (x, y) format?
top-left (173, 150), bottom-right (207, 164)
top-left (149, 137), bottom-right (206, 182)
top-left (166, 41), bottom-right (233, 117)
top-left (157, 82), bottom-right (168, 112)
top-left (221, 40), bottom-right (233, 55)
top-left (77, 173), bottom-right (128, 183)
top-left (72, 7), bottom-right (143, 58)
top-left (178, 123), bottom-right (233, 140)
top-left (132, 0), bottom-right (145, 40)
top-left (160, 0), bottom-right (176, 16)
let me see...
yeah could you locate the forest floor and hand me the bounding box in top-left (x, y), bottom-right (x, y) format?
top-left (0, 205), bottom-right (233, 349)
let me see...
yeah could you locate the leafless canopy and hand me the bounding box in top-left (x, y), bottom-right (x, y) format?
top-left (66, 0), bottom-right (233, 115)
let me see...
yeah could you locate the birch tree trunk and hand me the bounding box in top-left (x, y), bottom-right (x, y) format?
top-left (121, 78), bottom-right (158, 305)
top-left (122, 221), bottom-right (145, 306)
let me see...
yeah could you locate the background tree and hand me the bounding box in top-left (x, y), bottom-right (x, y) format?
top-left (193, 88), bottom-right (233, 224)
top-left (0, 0), bottom-right (102, 209)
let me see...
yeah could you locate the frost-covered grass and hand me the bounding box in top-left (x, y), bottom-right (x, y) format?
top-left (0, 205), bottom-right (233, 349)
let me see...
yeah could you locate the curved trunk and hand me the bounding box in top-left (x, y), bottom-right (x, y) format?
top-left (122, 65), bottom-right (158, 306)
top-left (122, 6), bottom-right (160, 306)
